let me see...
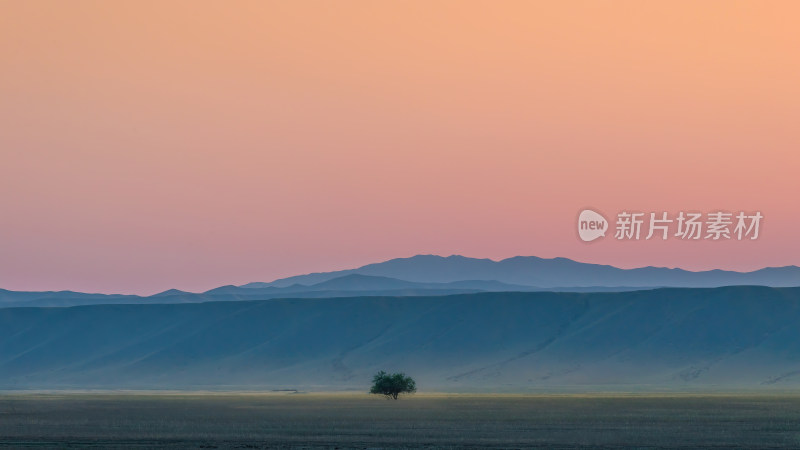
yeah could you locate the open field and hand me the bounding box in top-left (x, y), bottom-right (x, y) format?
top-left (1, 393), bottom-right (800, 448)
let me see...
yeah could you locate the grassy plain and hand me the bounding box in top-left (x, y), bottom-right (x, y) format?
top-left (0, 392), bottom-right (799, 448)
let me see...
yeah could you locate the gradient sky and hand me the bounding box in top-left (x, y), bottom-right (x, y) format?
top-left (2, 1), bottom-right (799, 294)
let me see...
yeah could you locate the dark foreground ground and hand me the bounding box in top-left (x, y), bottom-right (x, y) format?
top-left (0, 393), bottom-right (799, 449)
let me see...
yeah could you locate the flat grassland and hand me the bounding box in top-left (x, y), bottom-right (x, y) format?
top-left (1, 392), bottom-right (799, 448)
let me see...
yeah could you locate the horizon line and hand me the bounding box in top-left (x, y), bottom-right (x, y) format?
top-left (4, 254), bottom-right (799, 297)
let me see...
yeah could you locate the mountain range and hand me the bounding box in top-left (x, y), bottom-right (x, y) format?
top-left (2, 287), bottom-right (800, 391)
top-left (2, 255), bottom-right (798, 308)
top-left (3, 255), bottom-right (800, 391)
top-left (245, 255), bottom-right (800, 289)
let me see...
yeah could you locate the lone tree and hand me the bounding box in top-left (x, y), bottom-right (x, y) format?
top-left (369, 371), bottom-right (416, 400)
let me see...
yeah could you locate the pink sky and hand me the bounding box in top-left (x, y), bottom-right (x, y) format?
top-left (1, 1), bottom-right (799, 294)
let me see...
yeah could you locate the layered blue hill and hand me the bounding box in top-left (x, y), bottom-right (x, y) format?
top-left (1, 287), bottom-right (800, 391)
top-left (4, 255), bottom-right (799, 309)
top-left (0, 274), bottom-right (636, 309)
top-left (243, 254), bottom-right (800, 288)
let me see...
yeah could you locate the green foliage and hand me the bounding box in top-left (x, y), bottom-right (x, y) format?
top-left (369, 371), bottom-right (417, 400)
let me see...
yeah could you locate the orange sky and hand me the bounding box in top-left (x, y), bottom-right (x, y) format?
top-left (1, 1), bottom-right (799, 294)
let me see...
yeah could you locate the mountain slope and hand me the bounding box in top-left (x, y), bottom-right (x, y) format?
top-left (2, 287), bottom-right (800, 390)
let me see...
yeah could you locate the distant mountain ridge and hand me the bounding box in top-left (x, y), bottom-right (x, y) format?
top-left (0, 275), bottom-right (646, 309)
top-left (2, 255), bottom-right (799, 308)
top-left (0, 282), bottom-right (476, 309)
top-left (243, 255), bottom-right (800, 289)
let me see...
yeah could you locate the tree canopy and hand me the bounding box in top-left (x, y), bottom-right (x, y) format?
top-left (369, 371), bottom-right (416, 400)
